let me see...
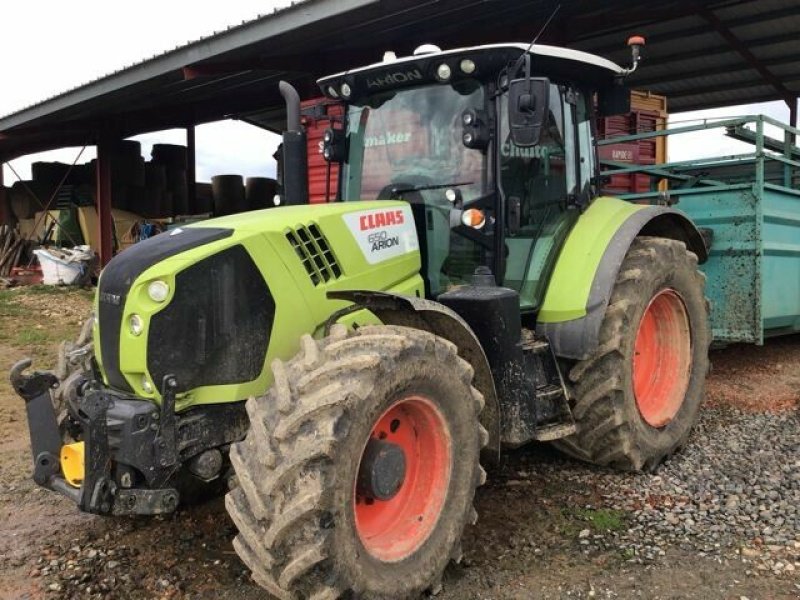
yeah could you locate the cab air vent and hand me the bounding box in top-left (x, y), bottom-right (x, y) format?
top-left (286, 224), bottom-right (342, 286)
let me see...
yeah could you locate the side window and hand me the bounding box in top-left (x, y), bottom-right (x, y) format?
top-left (500, 83), bottom-right (568, 234)
top-left (500, 82), bottom-right (580, 310)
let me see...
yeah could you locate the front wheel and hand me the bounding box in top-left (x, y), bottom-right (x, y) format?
top-left (226, 325), bottom-right (487, 599)
top-left (553, 237), bottom-right (710, 471)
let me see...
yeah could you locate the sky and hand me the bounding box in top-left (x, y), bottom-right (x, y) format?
top-left (0, 1), bottom-right (294, 183)
top-left (0, 2), bottom-right (795, 184)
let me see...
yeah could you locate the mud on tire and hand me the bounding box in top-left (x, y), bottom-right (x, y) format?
top-left (553, 237), bottom-right (711, 472)
top-left (226, 325), bottom-right (487, 599)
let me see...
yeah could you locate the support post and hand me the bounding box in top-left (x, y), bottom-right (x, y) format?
top-left (0, 163), bottom-right (7, 226)
top-left (788, 98), bottom-right (798, 188)
top-left (96, 136), bottom-right (115, 266)
top-left (186, 125), bottom-right (196, 212)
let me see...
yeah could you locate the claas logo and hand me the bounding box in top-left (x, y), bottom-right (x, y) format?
top-left (359, 210), bottom-right (405, 231)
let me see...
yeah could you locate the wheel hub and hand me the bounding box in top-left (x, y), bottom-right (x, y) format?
top-left (357, 439), bottom-right (406, 501)
top-left (353, 395), bottom-right (452, 562)
top-left (633, 288), bottom-right (692, 428)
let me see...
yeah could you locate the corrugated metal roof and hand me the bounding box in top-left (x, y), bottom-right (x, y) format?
top-left (1, 0), bottom-right (798, 161)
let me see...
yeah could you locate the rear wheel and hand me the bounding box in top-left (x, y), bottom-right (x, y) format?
top-left (553, 237), bottom-right (710, 471)
top-left (226, 325), bottom-right (487, 599)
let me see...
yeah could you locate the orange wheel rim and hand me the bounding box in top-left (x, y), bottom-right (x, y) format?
top-left (633, 289), bottom-right (692, 428)
top-left (354, 395), bottom-right (451, 562)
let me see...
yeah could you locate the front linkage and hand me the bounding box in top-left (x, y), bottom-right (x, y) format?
top-left (10, 359), bottom-right (247, 516)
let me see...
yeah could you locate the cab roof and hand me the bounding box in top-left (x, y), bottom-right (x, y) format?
top-left (317, 43), bottom-right (625, 100)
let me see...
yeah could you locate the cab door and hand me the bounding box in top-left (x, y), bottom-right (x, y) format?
top-left (500, 84), bottom-right (595, 312)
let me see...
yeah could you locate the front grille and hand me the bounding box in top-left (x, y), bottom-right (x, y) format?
top-left (148, 245), bottom-right (275, 392)
top-left (96, 226), bottom-right (234, 392)
top-left (286, 224), bottom-right (342, 286)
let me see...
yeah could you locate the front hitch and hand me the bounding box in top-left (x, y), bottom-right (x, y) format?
top-left (9, 359), bottom-right (80, 502)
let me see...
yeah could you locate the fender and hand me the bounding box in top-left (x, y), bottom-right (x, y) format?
top-left (327, 290), bottom-right (501, 458)
top-left (537, 196), bottom-right (707, 361)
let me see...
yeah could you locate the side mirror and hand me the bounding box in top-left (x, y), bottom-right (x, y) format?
top-left (508, 77), bottom-right (550, 147)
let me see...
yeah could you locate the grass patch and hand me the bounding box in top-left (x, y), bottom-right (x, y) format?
top-left (568, 507), bottom-right (629, 532)
top-left (0, 292), bottom-right (24, 317)
top-left (18, 284), bottom-right (94, 301)
top-left (15, 328), bottom-right (53, 346)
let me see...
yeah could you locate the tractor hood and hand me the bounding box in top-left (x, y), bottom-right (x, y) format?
top-left (93, 201), bottom-right (423, 410)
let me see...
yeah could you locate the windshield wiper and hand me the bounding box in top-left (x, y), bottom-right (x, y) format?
top-left (388, 181), bottom-right (474, 196)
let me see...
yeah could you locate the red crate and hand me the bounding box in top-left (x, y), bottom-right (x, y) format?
top-left (301, 98), bottom-right (344, 203)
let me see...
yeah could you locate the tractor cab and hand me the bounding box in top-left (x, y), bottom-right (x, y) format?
top-left (317, 44), bottom-right (630, 309)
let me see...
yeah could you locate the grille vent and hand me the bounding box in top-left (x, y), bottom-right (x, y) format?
top-left (286, 224), bottom-right (342, 286)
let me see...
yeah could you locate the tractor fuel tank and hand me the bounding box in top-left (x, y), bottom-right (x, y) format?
top-left (438, 273), bottom-right (535, 446)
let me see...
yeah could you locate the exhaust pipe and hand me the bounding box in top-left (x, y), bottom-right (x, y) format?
top-left (278, 81), bottom-right (308, 206)
top-left (280, 81), bottom-right (302, 133)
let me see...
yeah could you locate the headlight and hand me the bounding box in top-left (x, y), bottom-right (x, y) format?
top-left (436, 63), bottom-right (452, 81)
top-left (129, 314), bottom-right (144, 336)
top-left (340, 83), bottom-right (352, 98)
top-left (460, 59), bottom-right (476, 74)
top-left (147, 280), bottom-right (170, 303)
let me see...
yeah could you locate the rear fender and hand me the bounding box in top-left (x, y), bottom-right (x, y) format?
top-left (537, 197), bottom-right (707, 360)
top-left (327, 290), bottom-right (501, 458)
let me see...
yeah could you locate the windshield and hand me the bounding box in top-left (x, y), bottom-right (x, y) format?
top-left (341, 82), bottom-right (488, 296)
top-left (342, 82), bottom-right (486, 202)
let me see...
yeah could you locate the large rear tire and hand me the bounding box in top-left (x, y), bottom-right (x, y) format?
top-left (553, 237), bottom-right (710, 471)
top-left (226, 325), bottom-right (487, 599)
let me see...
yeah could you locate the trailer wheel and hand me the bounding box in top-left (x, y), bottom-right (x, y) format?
top-left (553, 237), bottom-right (710, 471)
top-left (226, 325), bottom-right (487, 599)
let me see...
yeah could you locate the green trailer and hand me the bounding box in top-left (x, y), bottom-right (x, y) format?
top-left (600, 115), bottom-right (800, 345)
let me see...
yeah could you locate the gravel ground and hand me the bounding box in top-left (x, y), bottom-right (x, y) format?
top-left (517, 408), bottom-right (800, 572)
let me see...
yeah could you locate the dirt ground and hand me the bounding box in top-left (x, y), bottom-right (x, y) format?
top-left (0, 287), bottom-right (797, 600)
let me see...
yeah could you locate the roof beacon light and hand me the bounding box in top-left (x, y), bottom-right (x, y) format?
top-left (383, 51), bottom-right (398, 62)
top-left (623, 35), bottom-right (646, 76)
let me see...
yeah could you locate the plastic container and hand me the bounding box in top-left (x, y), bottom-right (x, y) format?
top-left (34, 246), bottom-right (95, 285)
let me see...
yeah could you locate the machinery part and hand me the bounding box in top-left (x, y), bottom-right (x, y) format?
top-left (356, 438), bottom-right (406, 501)
top-left (226, 325), bottom-right (487, 599)
top-left (553, 237), bottom-right (710, 471)
top-left (537, 197), bottom-right (707, 361)
top-left (10, 359), bottom-right (64, 488)
top-left (187, 448), bottom-right (224, 481)
top-left (60, 442), bottom-right (85, 487)
top-left (9, 354), bottom-right (247, 515)
top-left (327, 289), bottom-right (501, 457)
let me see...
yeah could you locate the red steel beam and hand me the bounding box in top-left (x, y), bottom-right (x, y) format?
top-left (95, 136), bottom-right (114, 266)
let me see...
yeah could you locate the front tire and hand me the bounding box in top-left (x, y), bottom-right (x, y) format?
top-left (227, 325), bottom-right (487, 599)
top-left (553, 237), bottom-right (710, 471)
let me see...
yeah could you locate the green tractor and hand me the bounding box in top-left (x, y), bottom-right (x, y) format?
top-left (12, 39), bottom-right (710, 599)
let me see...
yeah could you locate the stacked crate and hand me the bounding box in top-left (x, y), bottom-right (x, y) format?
top-left (597, 90), bottom-right (668, 195)
top-left (301, 97), bottom-right (344, 203)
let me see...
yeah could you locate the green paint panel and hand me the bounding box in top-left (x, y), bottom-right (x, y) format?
top-left (100, 201), bottom-right (424, 411)
top-left (538, 196), bottom-right (643, 323)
